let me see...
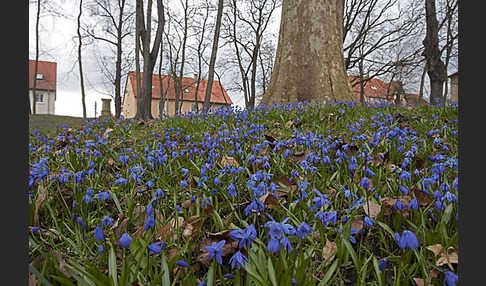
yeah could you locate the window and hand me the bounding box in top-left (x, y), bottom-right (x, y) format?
top-left (36, 73), bottom-right (44, 80)
top-left (370, 86), bottom-right (377, 90)
top-left (184, 88), bottom-right (190, 93)
top-left (35, 94), bottom-right (44, 103)
top-left (191, 103), bottom-right (197, 112)
top-left (126, 104), bottom-right (130, 114)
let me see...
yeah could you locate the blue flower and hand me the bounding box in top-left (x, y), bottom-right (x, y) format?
top-left (378, 259), bottom-right (388, 271)
top-left (120, 233), bottom-right (132, 248)
top-left (394, 199), bottom-right (406, 211)
top-left (198, 281), bottom-right (206, 286)
top-left (223, 273), bottom-right (235, 279)
top-left (408, 198), bottom-right (419, 210)
top-left (280, 236), bottom-right (293, 252)
top-left (148, 242), bottom-right (166, 254)
top-left (359, 176), bottom-right (371, 189)
top-left (144, 215), bottom-right (155, 231)
top-left (77, 217), bottom-right (86, 229)
top-left (399, 170), bottom-right (411, 182)
top-left (267, 238), bottom-right (280, 254)
top-left (146, 203), bottom-right (153, 215)
top-left (230, 224), bottom-right (257, 249)
top-left (394, 230), bottom-right (419, 250)
top-left (98, 245), bottom-right (103, 253)
top-left (399, 185), bottom-right (409, 195)
top-left (291, 278), bottom-right (297, 284)
top-left (204, 240), bottom-right (226, 265)
top-left (443, 271), bottom-right (458, 286)
top-left (176, 260), bottom-right (189, 267)
top-left (94, 191), bottom-right (111, 201)
top-left (229, 251), bottom-right (248, 269)
top-left (227, 182), bottom-right (237, 197)
top-left (364, 216), bottom-right (375, 227)
top-left (296, 222), bottom-right (313, 239)
top-left (94, 226), bottom-right (104, 241)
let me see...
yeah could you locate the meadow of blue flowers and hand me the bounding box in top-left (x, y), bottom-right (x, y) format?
top-left (28, 101), bottom-right (458, 285)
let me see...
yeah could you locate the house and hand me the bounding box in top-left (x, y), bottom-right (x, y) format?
top-left (448, 71), bottom-right (458, 103)
top-left (348, 75), bottom-right (425, 106)
top-left (122, 72), bottom-right (232, 118)
top-left (29, 59), bottom-right (57, 114)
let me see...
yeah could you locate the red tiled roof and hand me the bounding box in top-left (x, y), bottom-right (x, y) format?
top-left (348, 75), bottom-right (399, 101)
top-left (29, 60), bottom-right (57, 91)
top-left (127, 71), bottom-right (233, 105)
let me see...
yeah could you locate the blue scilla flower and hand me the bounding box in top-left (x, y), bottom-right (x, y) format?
top-left (120, 233), bottom-right (132, 248)
top-left (94, 191), bottom-right (111, 201)
top-left (229, 251), bottom-right (248, 269)
top-left (296, 222), bottom-right (313, 239)
top-left (77, 217), bottom-right (86, 229)
top-left (364, 216), bottom-right (375, 227)
top-left (204, 240), bottom-right (226, 265)
top-left (144, 215), bottom-right (155, 231)
top-left (399, 185), bottom-right (409, 195)
top-left (230, 224), bottom-right (257, 249)
top-left (378, 259), bottom-right (388, 271)
top-left (146, 202), bottom-right (153, 215)
top-left (399, 170), bottom-right (411, 182)
top-left (102, 215), bottom-right (114, 227)
top-left (176, 260), bottom-right (189, 267)
top-left (443, 271), bottom-right (458, 286)
top-left (364, 168), bottom-right (376, 177)
top-left (442, 191), bottom-right (457, 203)
top-left (394, 199), bottom-right (406, 211)
top-left (360, 177), bottom-right (370, 189)
top-left (394, 230), bottom-right (419, 250)
top-left (148, 242), bottom-right (166, 255)
top-left (98, 245), bottom-right (103, 253)
top-left (227, 182), bottom-right (237, 197)
top-left (94, 226), bottom-right (104, 241)
top-left (291, 278), bottom-right (297, 285)
top-left (434, 200), bottom-right (446, 210)
top-left (244, 199), bottom-right (264, 217)
top-left (408, 198), bottom-right (419, 210)
top-left (280, 236), bottom-right (293, 252)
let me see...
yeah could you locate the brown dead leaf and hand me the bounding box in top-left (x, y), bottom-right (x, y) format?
top-left (113, 217), bottom-right (129, 238)
top-left (429, 268), bottom-right (440, 278)
top-left (182, 223), bottom-right (194, 240)
top-left (158, 217), bottom-right (185, 241)
top-left (220, 156), bottom-right (240, 168)
top-left (108, 158), bottom-right (115, 166)
top-left (363, 200), bottom-right (381, 219)
top-left (272, 176), bottom-right (297, 192)
top-left (197, 240), bottom-right (239, 268)
top-left (168, 248), bottom-right (179, 261)
top-left (34, 188), bottom-right (48, 227)
top-left (55, 251), bottom-right (72, 278)
top-left (381, 196), bottom-right (412, 217)
top-left (264, 132), bottom-right (277, 143)
top-left (291, 151), bottom-right (307, 163)
top-left (413, 186), bottom-right (433, 206)
top-left (182, 199), bottom-right (194, 209)
top-left (372, 151), bottom-right (390, 167)
top-left (259, 192), bottom-right (279, 208)
top-left (427, 244), bottom-right (458, 270)
top-left (351, 217), bottom-right (364, 231)
top-left (29, 272), bottom-right (37, 286)
top-left (285, 120), bottom-right (294, 128)
top-left (103, 128), bottom-right (114, 137)
top-left (413, 278), bottom-right (425, 286)
top-left (322, 239), bottom-right (337, 264)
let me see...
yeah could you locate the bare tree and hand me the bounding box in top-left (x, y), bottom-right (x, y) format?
top-left (135, 0), bottom-right (165, 120)
top-left (31, 0), bottom-right (42, 115)
top-left (77, 0), bottom-right (87, 119)
top-left (85, 0), bottom-right (135, 118)
top-left (223, 0), bottom-right (280, 109)
top-left (423, 0), bottom-right (447, 105)
top-left (202, 0), bottom-right (224, 112)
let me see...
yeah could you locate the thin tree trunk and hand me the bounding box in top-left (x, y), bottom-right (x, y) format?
top-left (32, 0), bottom-right (41, 115)
top-left (114, 0), bottom-right (126, 119)
top-left (261, 0), bottom-right (354, 106)
top-left (135, 0), bottom-right (143, 119)
top-left (77, 0), bottom-right (87, 119)
top-left (203, 0), bottom-right (224, 112)
top-left (177, 0), bottom-right (189, 115)
top-left (423, 0), bottom-right (447, 106)
top-left (158, 37), bottom-right (165, 119)
top-left (418, 64), bottom-right (427, 103)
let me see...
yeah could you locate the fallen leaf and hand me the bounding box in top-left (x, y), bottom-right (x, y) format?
top-left (426, 244), bottom-right (458, 270)
top-left (55, 251), bottom-right (72, 278)
top-left (412, 278), bottom-right (425, 286)
top-left (272, 176), bottom-right (297, 192)
top-left (29, 272), bottom-right (37, 286)
top-left (381, 196), bottom-right (412, 217)
top-left (158, 217), bottom-right (185, 241)
top-left (363, 200), bottom-right (381, 219)
top-left (291, 151), bottom-right (307, 163)
top-left (182, 223), bottom-right (194, 240)
top-left (351, 217), bottom-right (364, 231)
top-left (182, 199), bottom-right (194, 209)
top-left (103, 128), bottom-right (114, 137)
top-left (413, 186), bottom-right (433, 206)
top-left (259, 192), bottom-right (279, 208)
top-left (322, 239), bottom-right (337, 265)
top-left (285, 120), bottom-right (294, 128)
top-left (34, 188), bottom-right (48, 227)
top-left (168, 248), bottom-right (179, 261)
top-left (220, 156), bottom-right (240, 168)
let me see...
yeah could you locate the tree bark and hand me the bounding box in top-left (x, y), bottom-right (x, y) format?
top-left (77, 0), bottom-right (87, 119)
top-left (423, 0), bottom-right (447, 105)
top-left (31, 0), bottom-right (41, 115)
top-left (135, 0), bottom-right (143, 119)
top-left (135, 0), bottom-right (165, 120)
top-left (114, 0), bottom-right (126, 119)
top-left (158, 37), bottom-right (165, 118)
top-left (261, 0), bottom-right (354, 106)
top-left (203, 0), bottom-right (224, 112)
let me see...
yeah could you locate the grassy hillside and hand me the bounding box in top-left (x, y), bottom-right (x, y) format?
top-left (28, 102), bottom-right (458, 285)
top-left (29, 114), bottom-right (95, 135)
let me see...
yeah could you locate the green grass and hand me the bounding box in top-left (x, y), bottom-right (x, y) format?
top-left (29, 114), bottom-right (95, 135)
top-left (28, 102), bottom-right (458, 286)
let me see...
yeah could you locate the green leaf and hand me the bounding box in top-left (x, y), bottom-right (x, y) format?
top-left (318, 259), bottom-right (338, 286)
top-left (267, 258), bottom-right (278, 286)
top-left (161, 254), bottom-right (171, 286)
top-left (108, 244), bottom-right (118, 286)
top-left (30, 264), bottom-right (55, 286)
top-left (207, 262), bottom-right (215, 286)
top-left (111, 192), bottom-right (124, 216)
top-left (342, 239), bottom-right (360, 270)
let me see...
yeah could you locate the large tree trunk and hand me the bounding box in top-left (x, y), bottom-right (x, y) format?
top-left (260, 0), bottom-right (354, 106)
top-left (423, 0), bottom-right (447, 106)
top-left (135, 0), bottom-right (143, 119)
top-left (77, 0), bottom-right (87, 119)
top-left (114, 0), bottom-right (126, 119)
top-left (203, 0), bottom-right (224, 112)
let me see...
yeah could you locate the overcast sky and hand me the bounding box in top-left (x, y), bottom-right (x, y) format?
top-left (29, 0), bottom-right (282, 117)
